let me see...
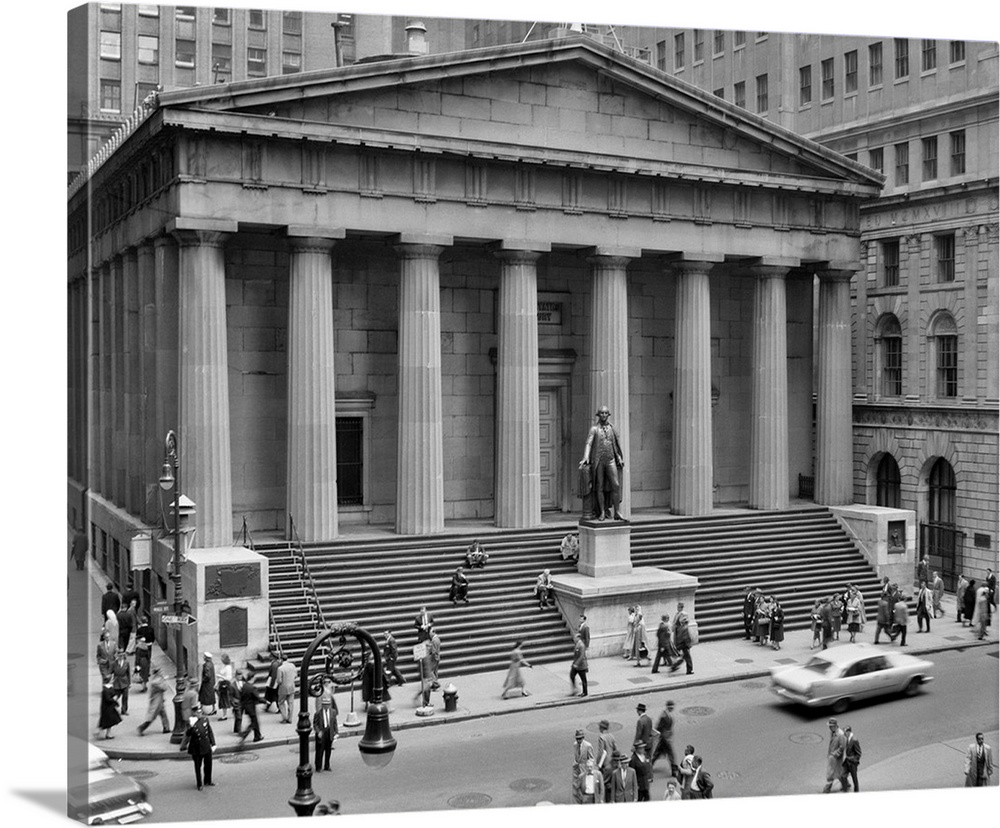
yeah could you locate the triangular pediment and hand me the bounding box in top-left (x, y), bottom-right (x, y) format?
top-left (157, 36), bottom-right (882, 193)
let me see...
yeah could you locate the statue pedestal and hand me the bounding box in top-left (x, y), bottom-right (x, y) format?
top-left (552, 520), bottom-right (700, 658)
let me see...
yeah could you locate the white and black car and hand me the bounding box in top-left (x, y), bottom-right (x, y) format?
top-left (67, 738), bottom-right (153, 825)
top-left (770, 643), bottom-right (934, 714)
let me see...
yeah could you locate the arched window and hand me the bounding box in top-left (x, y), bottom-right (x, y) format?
top-left (876, 454), bottom-right (901, 508)
top-left (875, 314), bottom-right (903, 397)
top-left (924, 457), bottom-right (958, 589)
top-left (929, 312), bottom-right (958, 398)
top-left (928, 458), bottom-right (956, 526)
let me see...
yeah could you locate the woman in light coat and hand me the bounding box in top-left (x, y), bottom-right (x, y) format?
top-left (971, 585), bottom-right (991, 640)
top-left (845, 588), bottom-right (866, 643)
top-left (630, 606), bottom-right (649, 666)
top-left (501, 640), bottom-right (532, 699)
top-left (102, 609), bottom-right (119, 653)
top-left (623, 606), bottom-right (636, 659)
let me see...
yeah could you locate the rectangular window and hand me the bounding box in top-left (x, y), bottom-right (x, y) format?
top-left (137, 34), bottom-right (159, 65)
top-left (282, 51), bottom-right (301, 73)
top-left (821, 58), bottom-right (834, 99)
top-left (756, 74), bottom-right (768, 113)
top-left (248, 47), bottom-right (267, 76)
top-left (734, 81), bottom-right (746, 109)
top-left (936, 335), bottom-right (958, 397)
top-left (175, 5), bottom-right (196, 18)
top-left (100, 30), bottom-right (121, 60)
top-left (693, 29), bottom-right (704, 62)
top-left (175, 38), bottom-right (195, 67)
top-left (950, 130), bottom-right (966, 175)
top-left (656, 40), bottom-right (666, 71)
top-left (869, 146), bottom-right (884, 173)
top-left (845, 50), bottom-right (858, 93)
top-left (674, 32), bottom-right (685, 69)
top-left (895, 142), bottom-right (909, 186)
top-left (212, 43), bottom-right (232, 81)
top-left (249, 9), bottom-right (266, 29)
top-left (756, 32), bottom-right (768, 41)
top-left (713, 30), bottom-right (724, 54)
top-left (734, 31), bottom-right (746, 48)
top-left (936, 234), bottom-right (955, 282)
top-left (283, 10), bottom-right (302, 34)
top-left (213, 8), bottom-right (231, 25)
top-left (137, 4), bottom-right (159, 15)
top-left (883, 338), bottom-right (902, 396)
top-left (99, 79), bottom-right (121, 112)
top-left (100, 5), bottom-right (122, 29)
top-left (799, 65), bottom-right (812, 105)
top-left (336, 417), bottom-right (364, 506)
top-left (895, 38), bottom-right (909, 79)
top-left (922, 136), bottom-right (938, 180)
top-left (869, 42), bottom-right (883, 85)
top-left (922, 39), bottom-right (937, 72)
top-left (882, 239), bottom-right (900, 286)
top-left (950, 40), bottom-right (965, 64)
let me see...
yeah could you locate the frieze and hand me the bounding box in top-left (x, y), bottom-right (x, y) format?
top-left (862, 193), bottom-right (1000, 231)
top-left (205, 563), bottom-right (262, 600)
top-left (855, 406), bottom-right (998, 431)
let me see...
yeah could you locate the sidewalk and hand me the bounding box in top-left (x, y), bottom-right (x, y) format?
top-left (73, 555), bottom-right (996, 762)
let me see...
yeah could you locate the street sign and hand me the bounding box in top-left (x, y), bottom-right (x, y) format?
top-left (412, 642), bottom-right (427, 661)
top-left (162, 614), bottom-right (198, 626)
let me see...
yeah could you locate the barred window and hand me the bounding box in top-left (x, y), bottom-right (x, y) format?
top-left (799, 65), bottom-right (812, 105)
top-left (895, 143), bottom-right (909, 186)
top-left (922, 136), bottom-right (938, 180)
top-left (950, 131), bottom-right (966, 175)
top-left (894, 38), bottom-right (909, 78)
top-left (821, 58), bottom-right (834, 99)
top-left (869, 42), bottom-right (883, 85)
top-left (935, 234), bottom-right (955, 282)
top-left (674, 32), bottom-right (685, 69)
top-left (881, 239), bottom-right (900, 286)
top-left (844, 50), bottom-right (858, 93)
top-left (922, 39), bottom-right (937, 72)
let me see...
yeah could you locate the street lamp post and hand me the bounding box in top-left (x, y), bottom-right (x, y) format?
top-left (159, 429), bottom-right (186, 745)
top-left (289, 623), bottom-right (397, 817)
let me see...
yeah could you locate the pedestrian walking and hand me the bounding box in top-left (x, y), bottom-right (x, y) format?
top-left (622, 606), bottom-right (636, 659)
top-left (136, 666), bottom-right (171, 736)
top-left (313, 696), bottom-right (338, 772)
top-left (917, 556), bottom-right (930, 588)
top-left (199, 653), bottom-right (217, 716)
top-left (630, 605), bottom-right (650, 666)
top-left (216, 653), bottom-right (233, 720)
top-left (500, 639), bottom-right (532, 699)
top-left (103, 609), bottom-right (120, 655)
top-left (96, 630), bottom-right (116, 684)
top-left (810, 599), bottom-right (823, 649)
top-left (873, 594), bottom-right (894, 644)
top-left (610, 751), bottom-right (638, 803)
top-left (596, 719), bottom-right (618, 802)
top-left (264, 652), bottom-right (281, 713)
top-left (688, 755), bottom-right (714, 799)
top-left (533, 569), bottom-right (555, 610)
top-left (237, 672), bottom-right (263, 743)
top-left (111, 649), bottom-right (131, 715)
top-left (427, 627), bottom-right (442, 690)
top-left (448, 566), bottom-right (469, 605)
top-left (831, 590), bottom-right (844, 641)
top-left (932, 572), bottom-right (945, 618)
top-left (963, 579), bottom-right (978, 626)
top-left (117, 598), bottom-right (137, 653)
top-left (956, 574), bottom-right (970, 625)
top-left (819, 596), bottom-right (835, 650)
top-left (670, 602), bottom-right (694, 675)
top-left (633, 702), bottom-right (654, 759)
top-left (651, 699), bottom-right (677, 777)
top-left (276, 654), bottom-right (296, 723)
top-left (70, 529), bottom-right (88, 570)
top-left (742, 586), bottom-right (761, 640)
top-left (964, 732), bottom-right (994, 787)
top-left (972, 584), bottom-right (991, 640)
top-left (383, 631), bottom-right (405, 686)
top-left (678, 745), bottom-right (696, 799)
top-left (569, 632), bottom-right (589, 696)
top-left (822, 718), bottom-right (849, 793)
top-left (98, 680), bottom-right (122, 740)
top-left (754, 594), bottom-right (774, 645)
top-left (100, 582), bottom-right (121, 624)
top-left (133, 614), bottom-right (154, 691)
top-left (769, 598), bottom-right (785, 650)
top-left (916, 581), bottom-right (933, 632)
top-left (577, 758), bottom-right (604, 804)
top-left (629, 740), bottom-right (652, 801)
top-left (651, 613), bottom-right (679, 673)
top-left (180, 704), bottom-right (216, 790)
top-left (892, 595), bottom-right (910, 646)
top-left (843, 725), bottom-right (862, 792)
top-left (987, 569), bottom-right (997, 611)
top-left (230, 671), bottom-right (245, 734)
top-left (577, 614), bottom-right (591, 649)
top-left (845, 586), bottom-right (866, 643)
top-left (572, 729), bottom-right (595, 804)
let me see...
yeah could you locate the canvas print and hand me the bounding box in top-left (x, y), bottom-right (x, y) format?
top-left (65, 3), bottom-right (999, 824)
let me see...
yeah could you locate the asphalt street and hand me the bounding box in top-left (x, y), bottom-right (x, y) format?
top-left (116, 646), bottom-right (998, 821)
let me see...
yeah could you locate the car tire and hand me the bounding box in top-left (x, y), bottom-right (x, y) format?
top-left (903, 677), bottom-right (921, 697)
top-left (831, 697), bottom-right (850, 714)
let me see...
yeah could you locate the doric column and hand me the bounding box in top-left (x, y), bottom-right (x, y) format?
top-left (394, 235), bottom-right (451, 535)
top-left (153, 235), bottom-right (179, 477)
top-left (170, 219), bottom-right (237, 548)
top-left (815, 269), bottom-right (856, 506)
top-left (670, 259), bottom-right (717, 515)
top-left (749, 265), bottom-right (790, 511)
top-left (96, 262), bottom-right (111, 498)
top-left (137, 241), bottom-right (158, 525)
top-left (286, 230), bottom-right (343, 542)
top-left (110, 255), bottom-right (125, 506)
top-left (122, 247), bottom-right (142, 516)
top-left (493, 243), bottom-right (549, 529)
top-left (586, 248), bottom-right (637, 519)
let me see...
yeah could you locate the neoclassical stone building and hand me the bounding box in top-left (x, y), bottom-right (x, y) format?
top-left (68, 36), bottom-right (884, 570)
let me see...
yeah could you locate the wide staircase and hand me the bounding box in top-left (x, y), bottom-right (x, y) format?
top-left (248, 506), bottom-right (891, 684)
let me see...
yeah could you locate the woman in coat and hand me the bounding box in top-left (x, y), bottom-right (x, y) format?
top-left (630, 606), bottom-right (649, 666)
top-left (102, 609), bottom-right (119, 654)
top-left (845, 587), bottom-right (866, 643)
top-left (755, 596), bottom-right (774, 645)
top-left (971, 585), bottom-right (991, 640)
top-left (963, 579), bottom-right (978, 625)
top-left (216, 653), bottom-right (233, 721)
top-left (501, 640), bottom-right (532, 699)
top-left (623, 606), bottom-right (636, 659)
top-left (956, 575), bottom-right (970, 625)
top-left (198, 653), bottom-right (217, 715)
top-left (769, 598), bottom-right (785, 650)
top-left (98, 680), bottom-right (122, 740)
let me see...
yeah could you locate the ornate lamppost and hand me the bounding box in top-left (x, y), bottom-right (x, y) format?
top-left (159, 429), bottom-right (187, 744)
top-left (289, 623), bottom-right (397, 817)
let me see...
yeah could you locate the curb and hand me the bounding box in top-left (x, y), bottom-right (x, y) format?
top-left (103, 637), bottom-right (994, 761)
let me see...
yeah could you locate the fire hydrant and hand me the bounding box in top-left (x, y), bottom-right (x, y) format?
top-left (442, 683), bottom-right (458, 712)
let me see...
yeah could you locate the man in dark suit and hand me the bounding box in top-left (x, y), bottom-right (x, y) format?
top-left (651, 699), bottom-right (678, 776)
top-left (670, 603), bottom-right (694, 674)
top-left (230, 671), bottom-right (245, 734)
top-left (237, 674), bottom-right (264, 743)
top-left (629, 740), bottom-right (652, 801)
top-left (610, 751), bottom-right (637, 802)
top-left (577, 615), bottom-right (591, 649)
top-left (179, 704), bottom-right (216, 790)
top-left (110, 649), bottom-right (131, 715)
top-left (843, 726), bottom-right (862, 792)
top-left (742, 587), bottom-right (761, 639)
top-left (100, 582), bottom-right (121, 624)
top-left (413, 606), bottom-right (433, 643)
top-left (633, 703), bottom-right (654, 758)
top-left (651, 614), bottom-right (677, 673)
top-left (313, 696), bottom-right (338, 771)
top-left (688, 755), bottom-right (714, 799)
top-left (383, 631), bottom-right (405, 686)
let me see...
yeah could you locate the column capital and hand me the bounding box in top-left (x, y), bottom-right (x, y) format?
top-left (667, 258), bottom-right (721, 276)
top-left (287, 236), bottom-right (338, 254)
top-left (746, 264), bottom-right (791, 280)
top-left (813, 268), bottom-right (858, 283)
top-left (169, 220), bottom-right (234, 248)
top-left (286, 225), bottom-right (346, 241)
top-left (585, 245), bottom-right (642, 262)
top-left (489, 239), bottom-right (551, 257)
top-left (393, 232), bottom-right (453, 248)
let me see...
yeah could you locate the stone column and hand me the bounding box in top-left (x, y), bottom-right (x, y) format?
top-left (394, 236), bottom-right (451, 535)
top-left (170, 219), bottom-right (237, 548)
top-left (493, 244), bottom-right (549, 529)
top-left (749, 265), bottom-right (790, 511)
top-left (670, 260), bottom-right (717, 516)
top-left (586, 249), bottom-right (638, 519)
top-left (286, 231), bottom-right (343, 542)
top-left (95, 262), bottom-right (110, 498)
top-left (122, 247), bottom-right (142, 516)
top-left (110, 255), bottom-right (125, 506)
top-left (153, 236), bottom-right (179, 473)
top-left (137, 241), bottom-right (158, 525)
top-left (815, 269), bottom-right (856, 506)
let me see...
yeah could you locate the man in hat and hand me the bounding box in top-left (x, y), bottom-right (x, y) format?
top-left (572, 728), bottom-right (595, 803)
top-left (651, 613), bottom-right (678, 673)
top-left (610, 751), bottom-right (638, 803)
top-left (137, 665), bottom-right (172, 736)
top-left (743, 587), bottom-right (761, 640)
top-left (652, 699), bottom-right (678, 777)
top-left (569, 632), bottom-right (589, 697)
top-left (596, 719), bottom-right (618, 802)
top-left (237, 671), bottom-right (264, 743)
top-left (670, 602), bottom-right (694, 675)
top-left (629, 740), bottom-right (653, 801)
top-left (634, 702), bottom-right (654, 758)
top-left (383, 631), bottom-right (405, 686)
top-left (276, 653), bottom-right (297, 723)
top-left (313, 695), bottom-right (338, 772)
top-left (179, 703), bottom-right (216, 790)
top-left (822, 718), bottom-right (849, 793)
top-left (110, 648), bottom-right (132, 715)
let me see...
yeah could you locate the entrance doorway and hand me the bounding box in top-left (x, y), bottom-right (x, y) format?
top-left (539, 387), bottom-right (562, 511)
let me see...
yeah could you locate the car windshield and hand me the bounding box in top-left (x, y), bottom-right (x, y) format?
top-left (803, 657), bottom-right (834, 674)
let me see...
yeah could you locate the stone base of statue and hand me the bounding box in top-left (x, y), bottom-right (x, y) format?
top-left (551, 519), bottom-right (699, 658)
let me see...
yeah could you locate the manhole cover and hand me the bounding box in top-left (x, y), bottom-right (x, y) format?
top-left (739, 681), bottom-right (765, 689)
top-left (734, 658), bottom-right (754, 664)
top-left (122, 770), bottom-right (157, 780)
top-left (586, 720), bottom-right (623, 733)
top-left (510, 778), bottom-right (552, 792)
top-left (447, 793), bottom-right (492, 808)
top-left (627, 677), bottom-right (652, 684)
top-left (67, 652), bottom-right (86, 660)
top-left (680, 706), bottom-right (714, 716)
top-left (789, 733), bottom-right (824, 745)
top-left (219, 752), bottom-right (259, 763)
top-left (715, 770), bottom-right (742, 780)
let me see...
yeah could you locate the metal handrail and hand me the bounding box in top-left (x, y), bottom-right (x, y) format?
top-left (236, 515), bottom-right (256, 551)
top-left (268, 606), bottom-right (285, 661)
top-left (288, 515), bottom-right (327, 633)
